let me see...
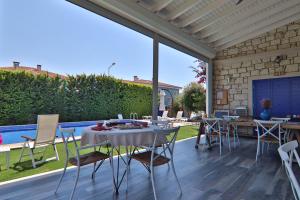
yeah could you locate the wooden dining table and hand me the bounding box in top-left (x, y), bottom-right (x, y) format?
top-left (195, 119), bottom-right (300, 148)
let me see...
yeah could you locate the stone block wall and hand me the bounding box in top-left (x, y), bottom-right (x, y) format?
top-left (213, 20), bottom-right (300, 136)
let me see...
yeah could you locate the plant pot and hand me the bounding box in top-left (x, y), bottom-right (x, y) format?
top-left (260, 109), bottom-right (271, 120)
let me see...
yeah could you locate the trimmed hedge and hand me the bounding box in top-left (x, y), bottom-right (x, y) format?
top-left (0, 71), bottom-right (152, 125)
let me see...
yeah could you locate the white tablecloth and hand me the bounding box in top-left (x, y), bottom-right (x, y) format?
top-left (81, 125), bottom-right (167, 147)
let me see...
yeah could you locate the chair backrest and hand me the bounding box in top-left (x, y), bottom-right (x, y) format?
top-left (151, 120), bottom-right (171, 128)
top-left (118, 114), bottom-right (123, 120)
top-left (214, 110), bottom-right (229, 118)
top-left (162, 110), bottom-right (168, 118)
top-left (35, 114), bottom-right (59, 146)
top-left (176, 111), bottom-right (183, 119)
top-left (253, 119), bottom-right (282, 140)
top-left (202, 118), bottom-right (222, 133)
top-left (271, 117), bottom-right (290, 122)
top-left (153, 126), bottom-right (180, 149)
top-left (278, 140), bottom-right (300, 200)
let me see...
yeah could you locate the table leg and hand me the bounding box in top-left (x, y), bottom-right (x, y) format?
top-left (6, 151), bottom-right (9, 169)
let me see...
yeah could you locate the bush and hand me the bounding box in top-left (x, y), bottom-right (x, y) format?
top-left (0, 71), bottom-right (152, 125)
top-left (182, 82), bottom-right (205, 115)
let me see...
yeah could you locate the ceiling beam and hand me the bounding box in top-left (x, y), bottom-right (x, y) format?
top-left (199, 0), bottom-right (280, 38)
top-left (166, 0), bottom-right (199, 21)
top-left (68, 0), bottom-right (216, 58)
top-left (207, 0), bottom-right (300, 43)
top-left (191, 0), bottom-right (260, 35)
top-left (150, 0), bottom-right (174, 12)
top-left (177, 0), bottom-right (231, 28)
top-left (216, 11), bottom-right (300, 49)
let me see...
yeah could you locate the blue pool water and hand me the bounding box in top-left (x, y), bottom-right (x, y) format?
top-left (0, 121), bottom-right (98, 144)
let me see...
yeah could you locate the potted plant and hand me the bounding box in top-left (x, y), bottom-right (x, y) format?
top-left (260, 98), bottom-right (272, 120)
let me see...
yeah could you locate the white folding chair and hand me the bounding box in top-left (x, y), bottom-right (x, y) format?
top-left (202, 118), bottom-right (229, 155)
top-left (19, 114), bottom-right (59, 168)
top-left (254, 120), bottom-right (283, 161)
top-left (131, 127), bottom-right (181, 200)
top-left (278, 140), bottom-right (300, 200)
top-left (55, 127), bottom-right (109, 200)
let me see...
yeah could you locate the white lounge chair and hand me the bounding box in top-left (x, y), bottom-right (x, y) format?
top-left (169, 111), bottom-right (188, 122)
top-left (117, 114), bottom-right (123, 120)
top-left (158, 110), bottom-right (169, 121)
top-left (18, 114), bottom-right (59, 168)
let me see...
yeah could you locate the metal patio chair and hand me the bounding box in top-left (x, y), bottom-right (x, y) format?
top-left (55, 127), bottom-right (110, 200)
top-left (131, 127), bottom-right (182, 200)
top-left (18, 114), bottom-right (59, 168)
top-left (271, 117), bottom-right (291, 142)
top-left (254, 119), bottom-right (283, 161)
top-left (278, 140), bottom-right (300, 200)
top-left (202, 117), bottom-right (230, 155)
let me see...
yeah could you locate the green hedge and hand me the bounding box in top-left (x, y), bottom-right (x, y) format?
top-left (0, 71), bottom-right (152, 125)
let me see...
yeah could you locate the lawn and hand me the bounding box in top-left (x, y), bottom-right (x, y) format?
top-left (0, 125), bottom-right (199, 183)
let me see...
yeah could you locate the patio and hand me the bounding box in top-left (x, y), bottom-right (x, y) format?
top-left (0, 138), bottom-right (295, 200)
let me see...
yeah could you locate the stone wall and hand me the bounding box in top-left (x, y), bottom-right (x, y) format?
top-left (213, 20), bottom-right (300, 136)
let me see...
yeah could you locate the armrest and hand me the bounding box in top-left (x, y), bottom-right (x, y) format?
top-left (21, 135), bottom-right (35, 141)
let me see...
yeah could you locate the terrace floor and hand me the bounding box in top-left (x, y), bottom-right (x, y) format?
top-left (0, 138), bottom-right (295, 200)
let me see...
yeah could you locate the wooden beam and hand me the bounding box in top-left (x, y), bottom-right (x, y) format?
top-left (150, 0), bottom-right (173, 12)
top-left (177, 0), bottom-right (231, 28)
top-left (152, 34), bottom-right (159, 120)
top-left (166, 0), bottom-right (199, 20)
top-left (191, 0), bottom-right (262, 35)
top-left (218, 12), bottom-right (300, 49)
top-left (207, 0), bottom-right (300, 43)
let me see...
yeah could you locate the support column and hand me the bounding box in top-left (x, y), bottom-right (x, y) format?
top-left (206, 59), bottom-right (213, 117)
top-left (152, 34), bottom-right (159, 120)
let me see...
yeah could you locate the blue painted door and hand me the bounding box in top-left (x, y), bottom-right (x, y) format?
top-left (253, 76), bottom-right (300, 118)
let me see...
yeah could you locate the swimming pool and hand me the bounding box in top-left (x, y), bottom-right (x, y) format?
top-left (0, 121), bottom-right (98, 144)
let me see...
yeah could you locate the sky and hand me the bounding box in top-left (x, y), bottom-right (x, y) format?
top-left (0, 0), bottom-right (198, 87)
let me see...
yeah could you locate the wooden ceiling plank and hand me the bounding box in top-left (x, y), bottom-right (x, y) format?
top-left (166, 0), bottom-right (199, 20)
top-left (177, 0), bottom-right (231, 28)
top-left (207, 0), bottom-right (300, 43)
top-left (215, 9), bottom-right (300, 48)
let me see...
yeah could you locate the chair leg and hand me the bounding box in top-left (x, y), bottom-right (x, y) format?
top-left (150, 156), bottom-right (158, 200)
top-left (256, 138), bottom-right (260, 162)
top-left (170, 156), bottom-right (182, 195)
top-left (219, 133), bottom-right (222, 156)
top-left (92, 162), bottom-right (96, 180)
top-left (70, 166), bottom-right (80, 200)
top-left (53, 144), bottom-right (59, 161)
top-left (18, 143), bottom-right (26, 163)
top-left (55, 155), bottom-right (69, 194)
top-left (28, 148), bottom-right (36, 168)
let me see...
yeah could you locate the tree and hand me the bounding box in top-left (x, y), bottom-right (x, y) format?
top-left (190, 60), bottom-right (207, 84)
top-left (182, 82), bottom-right (206, 114)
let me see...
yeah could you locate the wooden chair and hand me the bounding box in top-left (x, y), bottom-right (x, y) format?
top-left (131, 127), bottom-right (181, 200)
top-left (55, 127), bottom-right (109, 200)
top-left (19, 114), bottom-right (59, 168)
top-left (278, 140), bottom-right (300, 200)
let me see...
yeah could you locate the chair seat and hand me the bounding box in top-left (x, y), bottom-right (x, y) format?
top-left (132, 151), bottom-right (170, 166)
top-left (69, 151), bottom-right (109, 166)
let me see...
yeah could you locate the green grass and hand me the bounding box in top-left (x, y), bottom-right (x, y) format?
top-left (0, 125), bottom-right (198, 182)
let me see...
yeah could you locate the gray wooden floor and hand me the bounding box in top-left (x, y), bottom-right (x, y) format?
top-left (0, 138), bottom-right (296, 200)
